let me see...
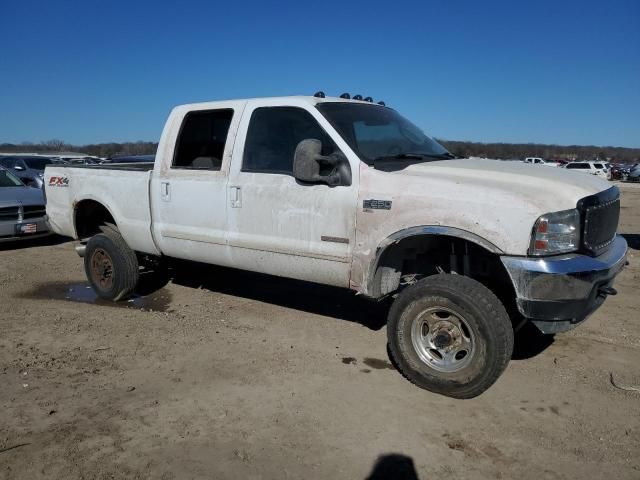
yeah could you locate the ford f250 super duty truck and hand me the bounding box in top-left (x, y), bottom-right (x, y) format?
top-left (45, 93), bottom-right (628, 398)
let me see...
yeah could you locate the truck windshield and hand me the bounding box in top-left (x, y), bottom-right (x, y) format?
top-left (316, 102), bottom-right (452, 165)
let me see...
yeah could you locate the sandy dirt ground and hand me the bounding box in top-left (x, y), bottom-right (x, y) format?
top-left (1, 183), bottom-right (639, 480)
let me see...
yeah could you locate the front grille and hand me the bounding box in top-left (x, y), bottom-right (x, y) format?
top-left (0, 204), bottom-right (46, 223)
top-left (22, 205), bottom-right (46, 220)
top-left (578, 186), bottom-right (620, 256)
top-left (0, 206), bottom-right (19, 222)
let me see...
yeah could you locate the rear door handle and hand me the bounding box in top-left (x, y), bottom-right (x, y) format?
top-left (230, 186), bottom-right (241, 208)
top-left (161, 182), bottom-right (171, 201)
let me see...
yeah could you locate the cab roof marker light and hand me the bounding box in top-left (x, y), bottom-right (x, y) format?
top-left (314, 91), bottom-right (326, 98)
top-left (364, 96), bottom-right (373, 102)
top-left (339, 93), bottom-right (351, 99)
top-left (377, 101), bottom-right (386, 106)
top-left (353, 94), bottom-right (363, 100)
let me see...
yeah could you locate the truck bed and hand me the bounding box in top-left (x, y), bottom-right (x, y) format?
top-left (45, 164), bottom-right (159, 254)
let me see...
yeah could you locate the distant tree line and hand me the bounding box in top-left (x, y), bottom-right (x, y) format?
top-left (0, 139), bottom-right (157, 158)
top-left (1, 138), bottom-right (639, 163)
top-left (437, 140), bottom-right (640, 164)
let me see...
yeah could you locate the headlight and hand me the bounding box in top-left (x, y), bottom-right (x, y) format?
top-left (529, 209), bottom-right (580, 256)
top-left (38, 172), bottom-right (44, 178)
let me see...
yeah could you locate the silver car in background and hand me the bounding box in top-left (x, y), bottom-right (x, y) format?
top-left (625, 164), bottom-right (640, 182)
top-left (0, 167), bottom-right (50, 242)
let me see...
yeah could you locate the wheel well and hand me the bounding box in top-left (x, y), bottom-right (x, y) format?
top-left (369, 234), bottom-right (517, 316)
top-left (74, 200), bottom-right (116, 240)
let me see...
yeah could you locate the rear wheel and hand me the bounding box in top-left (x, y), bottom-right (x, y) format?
top-left (84, 227), bottom-right (139, 301)
top-left (387, 274), bottom-right (514, 399)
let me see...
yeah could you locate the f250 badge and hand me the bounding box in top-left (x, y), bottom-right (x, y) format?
top-left (363, 199), bottom-right (392, 211)
top-left (49, 176), bottom-right (69, 187)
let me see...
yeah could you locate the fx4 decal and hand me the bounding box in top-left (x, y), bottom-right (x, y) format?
top-left (49, 176), bottom-right (69, 187)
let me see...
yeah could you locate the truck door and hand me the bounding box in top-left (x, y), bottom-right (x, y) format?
top-left (226, 103), bottom-right (359, 288)
top-left (150, 102), bottom-right (244, 264)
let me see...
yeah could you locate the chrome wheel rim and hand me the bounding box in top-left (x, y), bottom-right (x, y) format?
top-left (410, 306), bottom-right (475, 373)
top-left (90, 248), bottom-right (114, 290)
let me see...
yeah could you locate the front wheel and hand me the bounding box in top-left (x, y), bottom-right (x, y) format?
top-left (387, 274), bottom-right (514, 399)
top-left (84, 228), bottom-right (139, 301)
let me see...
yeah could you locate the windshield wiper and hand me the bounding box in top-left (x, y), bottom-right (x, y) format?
top-left (405, 152), bottom-right (457, 159)
top-left (372, 153), bottom-right (425, 161)
top-left (370, 152), bottom-right (459, 172)
top-left (372, 152), bottom-right (456, 162)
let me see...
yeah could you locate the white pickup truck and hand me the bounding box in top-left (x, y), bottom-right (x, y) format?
top-left (523, 157), bottom-right (560, 167)
top-left (45, 93), bottom-right (627, 398)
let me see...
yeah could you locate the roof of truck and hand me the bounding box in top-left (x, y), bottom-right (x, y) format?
top-left (176, 95), bottom-right (390, 110)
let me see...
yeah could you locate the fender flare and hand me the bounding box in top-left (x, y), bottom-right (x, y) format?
top-left (73, 196), bottom-right (119, 240)
top-left (364, 225), bottom-right (504, 297)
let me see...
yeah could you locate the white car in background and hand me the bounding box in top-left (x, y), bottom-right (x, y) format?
top-left (523, 157), bottom-right (560, 167)
top-left (564, 161), bottom-right (609, 179)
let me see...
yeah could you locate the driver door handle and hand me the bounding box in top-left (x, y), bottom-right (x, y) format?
top-left (161, 182), bottom-right (171, 201)
top-left (230, 186), bottom-right (242, 208)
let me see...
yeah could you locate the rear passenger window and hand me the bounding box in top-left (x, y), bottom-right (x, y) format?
top-left (242, 107), bottom-right (339, 174)
top-left (173, 109), bottom-right (233, 170)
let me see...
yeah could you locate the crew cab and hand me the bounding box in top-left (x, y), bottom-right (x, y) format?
top-left (45, 93), bottom-right (628, 398)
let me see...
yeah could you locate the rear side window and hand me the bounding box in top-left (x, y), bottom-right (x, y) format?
top-left (566, 163), bottom-right (589, 169)
top-left (173, 109), bottom-right (233, 170)
top-left (242, 107), bottom-right (338, 174)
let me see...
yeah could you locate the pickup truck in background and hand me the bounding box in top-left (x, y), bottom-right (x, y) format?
top-left (523, 157), bottom-right (560, 167)
top-left (45, 93), bottom-right (628, 398)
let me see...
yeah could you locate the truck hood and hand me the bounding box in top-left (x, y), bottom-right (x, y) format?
top-left (0, 186), bottom-right (45, 207)
top-left (397, 157), bottom-right (609, 212)
top-left (356, 157), bottom-right (613, 258)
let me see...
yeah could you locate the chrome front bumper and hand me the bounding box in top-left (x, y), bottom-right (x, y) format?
top-left (501, 235), bottom-right (628, 333)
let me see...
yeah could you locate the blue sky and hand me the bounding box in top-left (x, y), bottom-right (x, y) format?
top-left (1, 0), bottom-right (638, 147)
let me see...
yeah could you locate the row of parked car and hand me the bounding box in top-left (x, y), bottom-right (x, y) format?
top-left (0, 154), bottom-right (154, 188)
top-left (0, 154), bottom-right (155, 243)
top-left (522, 157), bottom-right (640, 181)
